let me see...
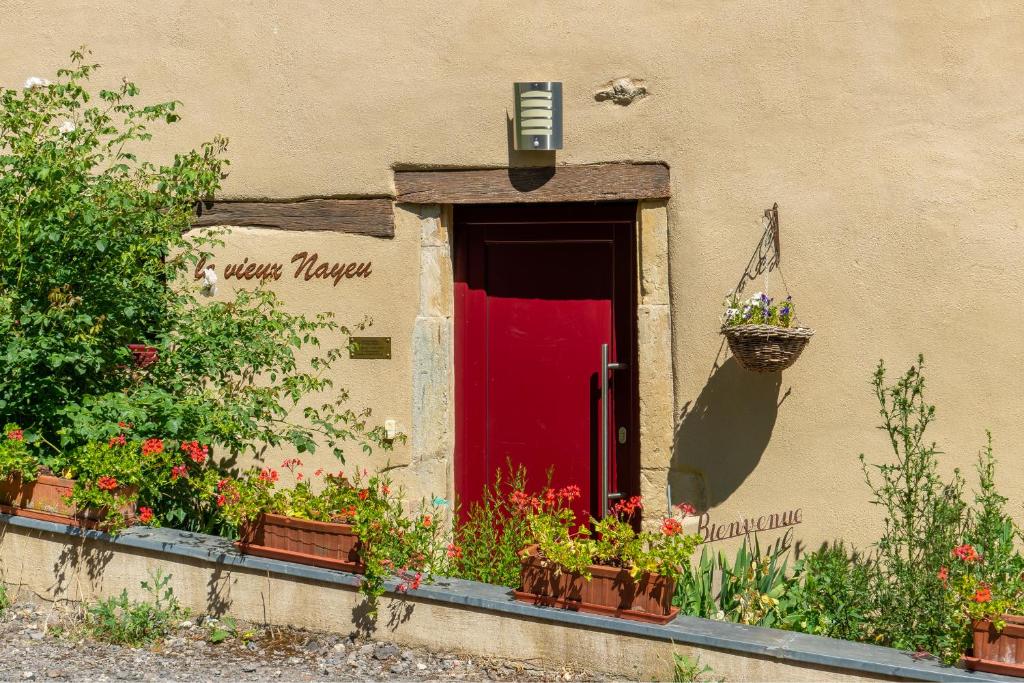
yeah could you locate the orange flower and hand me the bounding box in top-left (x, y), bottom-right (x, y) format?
top-left (97, 476), bottom-right (118, 491)
top-left (138, 507), bottom-right (154, 524)
top-left (358, 488), bottom-right (369, 501)
top-left (141, 438), bottom-right (164, 456)
top-left (447, 543), bottom-right (463, 559)
top-left (674, 502), bottom-right (697, 517)
top-left (422, 515), bottom-right (433, 528)
top-left (661, 518), bottom-right (683, 536)
top-left (974, 586), bottom-right (993, 603)
top-left (937, 566), bottom-right (949, 584)
top-left (6, 429), bottom-right (23, 441)
top-left (953, 544), bottom-right (980, 563)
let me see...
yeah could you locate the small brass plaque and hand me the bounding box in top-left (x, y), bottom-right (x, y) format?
top-left (349, 337), bottom-right (391, 360)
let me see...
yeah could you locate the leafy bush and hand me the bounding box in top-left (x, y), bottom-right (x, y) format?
top-left (781, 542), bottom-right (876, 641)
top-left (446, 463), bottom-right (534, 588)
top-left (672, 653), bottom-right (719, 683)
top-left (1, 50), bottom-right (386, 470)
top-left (0, 583), bottom-right (9, 612)
top-left (0, 425), bottom-right (36, 481)
top-left (84, 570), bottom-right (186, 646)
top-left (859, 355), bottom-right (970, 653)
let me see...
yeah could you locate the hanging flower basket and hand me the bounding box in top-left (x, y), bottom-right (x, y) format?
top-left (722, 324), bottom-right (813, 373)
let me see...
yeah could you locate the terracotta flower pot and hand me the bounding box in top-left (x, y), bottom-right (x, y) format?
top-left (513, 544), bottom-right (679, 624)
top-left (235, 512), bottom-right (365, 574)
top-left (0, 474), bottom-right (136, 530)
top-left (963, 615), bottom-right (1024, 677)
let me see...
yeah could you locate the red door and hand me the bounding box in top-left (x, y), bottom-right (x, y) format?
top-left (454, 202), bottom-right (637, 524)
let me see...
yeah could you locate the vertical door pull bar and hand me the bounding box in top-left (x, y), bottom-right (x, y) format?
top-left (600, 343), bottom-right (627, 517)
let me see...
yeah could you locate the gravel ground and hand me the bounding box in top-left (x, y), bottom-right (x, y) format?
top-left (0, 598), bottom-right (605, 682)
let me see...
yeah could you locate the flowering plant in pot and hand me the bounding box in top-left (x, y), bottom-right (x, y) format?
top-left (219, 462), bottom-right (445, 602)
top-left (514, 489), bottom-right (702, 624)
top-left (721, 292), bottom-right (812, 373)
top-left (942, 541), bottom-right (1024, 675)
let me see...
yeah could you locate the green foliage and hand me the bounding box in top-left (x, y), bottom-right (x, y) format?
top-left (446, 463), bottom-right (534, 588)
top-left (0, 582), bottom-right (9, 612)
top-left (672, 653), bottom-right (719, 683)
top-left (935, 438), bottom-right (1024, 663)
top-left (1, 50), bottom-right (386, 472)
top-left (781, 542), bottom-right (876, 641)
top-left (84, 570), bottom-right (186, 647)
top-left (218, 464), bottom-right (445, 604)
top-left (0, 50), bottom-right (226, 445)
top-left (859, 355), bottom-right (969, 653)
top-left (674, 536), bottom-right (792, 628)
top-left (524, 491), bottom-right (701, 583)
top-left (205, 616), bottom-right (253, 644)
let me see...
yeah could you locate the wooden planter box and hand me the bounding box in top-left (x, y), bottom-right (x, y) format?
top-left (513, 544), bottom-right (679, 624)
top-left (0, 474), bottom-right (135, 530)
top-left (235, 513), bottom-right (365, 574)
top-left (963, 615), bottom-right (1024, 677)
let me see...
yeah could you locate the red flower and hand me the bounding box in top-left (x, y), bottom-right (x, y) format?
top-left (558, 485), bottom-right (581, 502)
top-left (937, 566), bottom-right (949, 584)
top-left (118, 421), bottom-right (133, 430)
top-left (138, 507), bottom-right (154, 524)
top-left (611, 495), bottom-right (643, 517)
top-left (953, 544), bottom-right (980, 563)
top-left (314, 468), bottom-right (324, 477)
top-left (422, 515), bottom-right (433, 528)
top-left (544, 488), bottom-right (557, 505)
top-left (170, 464), bottom-right (188, 481)
top-left (181, 440), bottom-right (209, 465)
top-left (296, 473), bottom-right (304, 481)
top-left (258, 468), bottom-right (279, 483)
top-left (108, 434), bottom-right (126, 448)
top-left (382, 484), bottom-right (391, 496)
top-left (661, 518), bottom-right (683, 536)
top-left (510, 490), bottom-right (541, 512)
top-left (358, 488), bottom-right (369, 501)
top-left (6, 429), bottom-right (23, 441)
top-left (97, 476), bottom-right (118, 491)
top-left (141, 438), bottom-right (164, 457)
top-left (974, 586), bottom-right (993, 603)
top-left (216, 494), bottom-right (226, 507)
top-left (216, 478), bottom-right (229, 492)
top-left (674, 502), bottom-right (697, 517)
top-left (447, 543), bottom-right (463, 559)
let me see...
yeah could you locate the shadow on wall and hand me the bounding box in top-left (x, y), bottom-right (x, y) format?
top-left (671, 352), bottom-right (790, 509)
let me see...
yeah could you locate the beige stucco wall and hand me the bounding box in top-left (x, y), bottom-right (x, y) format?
top-left (3, 1), bottom-right (1024, 552)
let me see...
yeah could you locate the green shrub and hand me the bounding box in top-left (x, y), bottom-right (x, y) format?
top-left (0, 582), bottom-right (9, 612)
top-left (84, 570), bottom-right (186, 647)
top-left (859, 356), bottom-right (970, 653)
top-left (781, 542), bottom-right (876, 641)
top-left (1, 50), bottom-right (388, 486)
top-left (446, 463), bottom-right (534, 588)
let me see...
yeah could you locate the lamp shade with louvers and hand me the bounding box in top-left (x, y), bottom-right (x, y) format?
top-left (514, 82), bottom-right (563, 151)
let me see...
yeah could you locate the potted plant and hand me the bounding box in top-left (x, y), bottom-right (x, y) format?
top-left (513, 489), bottom-right (701, 624)
top-left (220, 462), bottom-right (445, 601)
top-left (721, 292), bottom-right (813, 373)
top-left (941, 543), bottom-right (1024, 676)
top-left (0, 423), bottom-right (145, 532)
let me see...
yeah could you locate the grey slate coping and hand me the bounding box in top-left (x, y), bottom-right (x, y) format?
top-left (1, 512), bottom-right (1017, 682)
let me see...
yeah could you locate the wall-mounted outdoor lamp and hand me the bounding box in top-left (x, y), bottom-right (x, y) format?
top-left (514, 82), bottom-right (563, 151)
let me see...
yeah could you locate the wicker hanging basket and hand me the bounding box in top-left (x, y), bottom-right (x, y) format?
top-left (721, 324), bottom-right (814, 373)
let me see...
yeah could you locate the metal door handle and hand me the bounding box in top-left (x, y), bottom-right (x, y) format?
top-left (601, 343), bottom-right (627, 517)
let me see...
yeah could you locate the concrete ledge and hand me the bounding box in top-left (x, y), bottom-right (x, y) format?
top-left (0, 514), bottom-right (1013, 682)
